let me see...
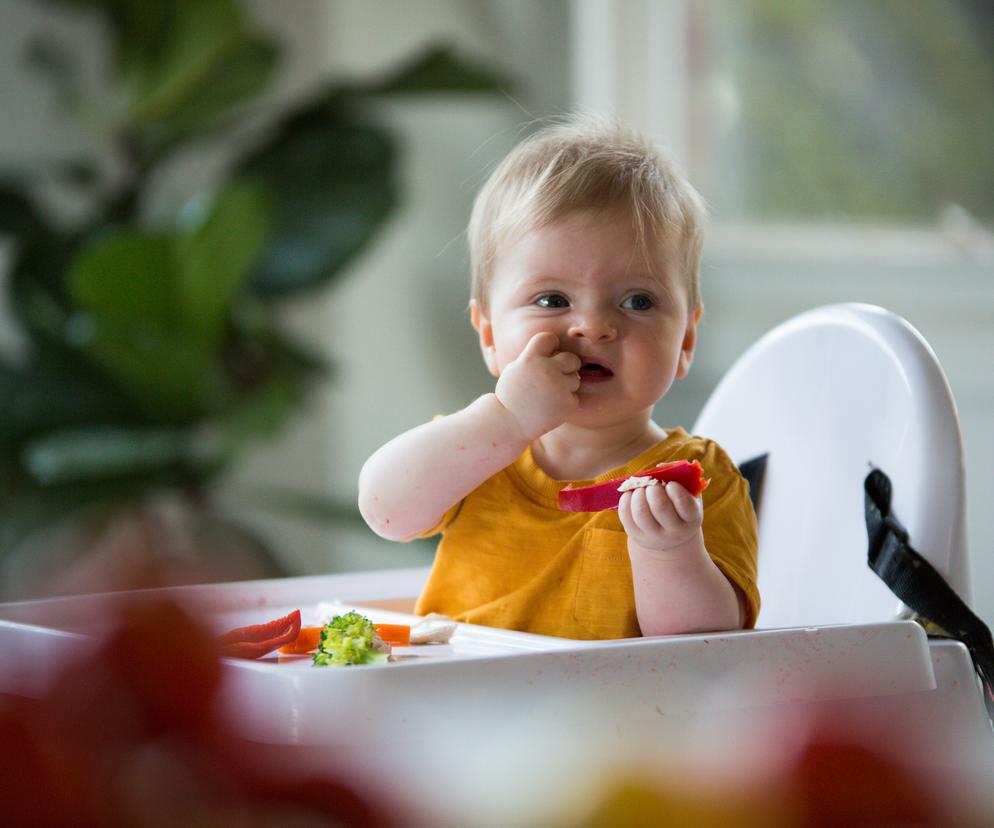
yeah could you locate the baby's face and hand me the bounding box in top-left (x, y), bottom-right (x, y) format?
top-left (472, 208), bottom-right (700, 428)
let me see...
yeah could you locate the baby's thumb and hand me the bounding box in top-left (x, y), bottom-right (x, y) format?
top-left (521, 331), bottom-right (560, 359)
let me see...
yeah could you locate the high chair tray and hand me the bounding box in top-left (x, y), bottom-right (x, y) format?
top-left (0, 566), bottom-right (940, 744)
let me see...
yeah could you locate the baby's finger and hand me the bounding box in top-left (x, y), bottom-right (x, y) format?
top-left (552, 350), bottom-right (582, 373)
top-left (520, 331), bottom-right (560, 359)
top-left (617, 491), bottom-right (634, 533)
top-left (646, 483), bottom-right (680, 526)
top-left (666, 481), bottom-right (702, 524)
top-left (628, 487), bottom-right (661, 534)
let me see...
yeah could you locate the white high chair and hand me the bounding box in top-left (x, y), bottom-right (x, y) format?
top-left (693, 302), bottom-right (971, 629)
top-left (689, 304), bottom-right (993, 777)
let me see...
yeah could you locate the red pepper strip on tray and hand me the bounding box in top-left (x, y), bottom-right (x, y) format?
top-left (217, 609), bottom-right (302, 659)
top-left (557, 459), bottom-right (710, 513)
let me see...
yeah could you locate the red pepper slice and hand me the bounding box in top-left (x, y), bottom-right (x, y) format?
top-left (217, 609), bottom-right (302, 660)
top-left (558, 459), bottom-right (710, 512)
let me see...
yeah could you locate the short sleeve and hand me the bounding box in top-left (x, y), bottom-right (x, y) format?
top-left (412, 499), bottom-right (463, 540)
top-left (697, 441), bottom-right (761, 628)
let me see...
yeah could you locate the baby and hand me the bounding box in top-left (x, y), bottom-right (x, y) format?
top-left (359, 119), bottom-right (759, 639)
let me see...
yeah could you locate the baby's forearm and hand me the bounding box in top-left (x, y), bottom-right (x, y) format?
top-left (358, 393), bottom-right (530, 541)
top-left (629, 533), bottom-right (744, 635)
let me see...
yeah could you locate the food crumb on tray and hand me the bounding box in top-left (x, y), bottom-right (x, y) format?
top-left (410, 613), bottom-right (457, 645)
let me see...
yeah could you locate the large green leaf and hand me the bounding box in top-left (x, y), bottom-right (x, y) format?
top-left (68, 231), bottom-right (177, 328)
top-left (118, 1), bottom-right (278, 158)
top-left (0, 357), bottom-right (132, 442)
top-left (230, 298), bottom-right (329, 378)
top-left (111, 0), bottom-right (227, 82)
top-left (0, 475), bottom-right (141, 561)
top-left (0, 177), bottom-right (48, 242)
top-left (39, 0), bottom-right (276, 157)
top-left (234, 44), bottom-right (508, 296)
top-left (174, 181), bottom-right (271, 342)
top-left (209, 379), bottom-right (298, 467)
top-left (119, 0), bottom-right (252, 121)
top-left (79, 318), bottom-right (222, 421)
top-left (9, 232), bottom-right (91, 358)
top-left (0, 177), bottom-right (70, 336)
top-left (240, 124), bottom-right (398, 295)
top-left (67, 230), bottom-right (222, 417)
top-left (143, 37), bottom-right (278, 136)
top-left (21, 426), bottom-right (194, 485)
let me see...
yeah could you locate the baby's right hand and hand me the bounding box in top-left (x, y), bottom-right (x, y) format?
top-left (495, 332), bottom-right (581, 440)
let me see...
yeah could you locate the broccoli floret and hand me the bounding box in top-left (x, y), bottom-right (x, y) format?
top-left (313, 611), bottom-right (390, 666)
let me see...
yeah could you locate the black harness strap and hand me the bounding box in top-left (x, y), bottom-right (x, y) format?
top-left (865, 468), bottom-right (994, 721)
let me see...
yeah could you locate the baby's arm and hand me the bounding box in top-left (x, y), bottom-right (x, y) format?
top-left (359, 332), bottom-right (581, 541)
top-left (619, 483), bottom-right (744, 634)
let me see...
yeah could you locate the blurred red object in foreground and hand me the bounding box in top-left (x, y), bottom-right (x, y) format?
top-left (786, 728), bottom-right (945, 828)
top-left (0, 599), bottom-right (395, 828)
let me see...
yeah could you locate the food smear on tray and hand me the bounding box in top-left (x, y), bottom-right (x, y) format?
top-left (557, 459), bottom-right (710, 512)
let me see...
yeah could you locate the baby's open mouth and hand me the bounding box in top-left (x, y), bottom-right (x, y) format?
top-left (578, 362), bottom-right (614, 381)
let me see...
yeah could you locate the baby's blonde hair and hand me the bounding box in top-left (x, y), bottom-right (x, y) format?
top-left (468, 117), bottom-right (707, 309)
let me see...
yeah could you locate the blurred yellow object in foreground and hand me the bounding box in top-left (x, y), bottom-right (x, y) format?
top-left (571, 777), bottom-right (784, 828)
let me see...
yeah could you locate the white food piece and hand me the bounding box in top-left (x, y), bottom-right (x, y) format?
top-left (617, 475), bottom-right (661, 492)
top-left (410, 613), bottom-right (457, 645)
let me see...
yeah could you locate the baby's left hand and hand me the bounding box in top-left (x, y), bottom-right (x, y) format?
top-left (617, 482), bottom-right (703, 553)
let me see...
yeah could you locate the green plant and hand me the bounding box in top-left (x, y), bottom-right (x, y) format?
top-left (0, 0), bottom-right (505, 568)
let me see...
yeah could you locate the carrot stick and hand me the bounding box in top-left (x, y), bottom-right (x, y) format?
top-left (278, 626), bottom-right (323, 654)
top-left (374, 623), bottom-right (410, 647)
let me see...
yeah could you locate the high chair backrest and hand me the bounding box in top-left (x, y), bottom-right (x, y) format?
top-left (692, 304), bottom-right (970, 629)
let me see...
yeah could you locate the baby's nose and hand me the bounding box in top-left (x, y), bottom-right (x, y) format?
top-left (567, 312), bottom-right (617, 341)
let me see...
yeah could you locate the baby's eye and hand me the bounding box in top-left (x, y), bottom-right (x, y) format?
top-left (621, 294), bottom-right (654, 311)
top-left (535, 294), bottom-right (569, 309)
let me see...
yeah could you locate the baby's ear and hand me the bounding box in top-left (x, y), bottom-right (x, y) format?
top-left (469, 299), bottom-right (500, 378)
top-left (676, 304), bottom-right (703, 379)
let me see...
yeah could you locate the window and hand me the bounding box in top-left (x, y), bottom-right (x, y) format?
top-left (573, 0), bottom-right (994, 234)
top-left (693, 0), bottom-right (993, 227)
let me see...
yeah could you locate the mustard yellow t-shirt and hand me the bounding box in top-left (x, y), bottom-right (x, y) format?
top-left (414, 428), bottom-right (759, 639)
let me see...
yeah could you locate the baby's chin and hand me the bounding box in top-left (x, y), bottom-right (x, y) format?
top-left (565, 396), bottom-right (655, 427)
